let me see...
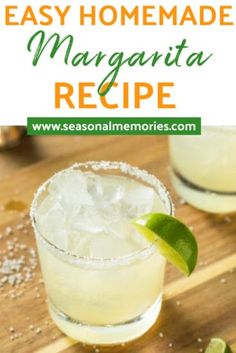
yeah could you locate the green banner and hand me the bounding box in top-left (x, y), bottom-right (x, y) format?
top-left (27, 117), bottom-right (201, 135)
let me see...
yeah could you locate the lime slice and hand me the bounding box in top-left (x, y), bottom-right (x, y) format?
top-left (132, 213), bottom-right (198, 276)
top-left (205, 338), bottom-right (233, 353)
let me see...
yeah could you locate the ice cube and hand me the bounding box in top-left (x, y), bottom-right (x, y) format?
top-left (69, 206), bottom-right (107, 233)
top-left (37, 194), bottom-right (59, 215)
top-left (48, 170), bottom-right (94, 211)
top-left (87, 173), bottom-right (125, 206)
top-left (35, 170), bottom-right (163, 258)
top-left (124, 183), bottom-right (156, 217)
top-left (68, 231), bottom-right (94, 257)
top-left (36, 202), bottom-right (68, 250)
top-left (86, 172), bottom-right (104, 198)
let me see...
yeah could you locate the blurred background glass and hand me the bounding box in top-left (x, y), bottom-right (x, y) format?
top-left (169, 127), bottom-right (236, 213)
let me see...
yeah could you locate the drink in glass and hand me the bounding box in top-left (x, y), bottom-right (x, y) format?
top-left (169, 127), bottom-right (236, 213)
top-left (31, 161), bottom-right (173, 344)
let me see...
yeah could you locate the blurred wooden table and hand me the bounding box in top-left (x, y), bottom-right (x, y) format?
top-left (0, 136), bottom-right (107, 181)
top-left (0, 135), bottom-right (235, 353)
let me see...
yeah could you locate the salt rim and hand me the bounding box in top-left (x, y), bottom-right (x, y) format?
top-left (30, 161), bottom-right (174, 269)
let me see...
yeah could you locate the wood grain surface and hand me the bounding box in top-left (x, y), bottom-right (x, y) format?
top-left (0, 135), bottom-right (235, 353)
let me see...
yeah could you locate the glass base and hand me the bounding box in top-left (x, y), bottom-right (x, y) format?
top-left (171, 169), bottom-right (236, 214)
top-left (48, 295), bottom-right (162, 345)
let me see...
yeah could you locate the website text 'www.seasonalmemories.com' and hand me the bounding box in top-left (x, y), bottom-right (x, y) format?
top-left (27, 117), bottom-right (201, 135)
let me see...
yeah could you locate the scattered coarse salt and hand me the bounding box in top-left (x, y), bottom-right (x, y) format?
top-left (12, 333), bottom-right (20, 340)
top-left (200, 261), bottom-right (208, 266)
top-left (8, 273), bottom-right (24, 286)
top-left (25, 219), bottom-right (31, 226)
top-left (220, 278), bottom-right (227, 284)
top-left (0, 257), bottom-right (24, 275)
top-left (176, 300), bottom-right (181, 306)
top-left (168, 343), bottom-right (173, 348)
top-left (5, 227), bottom-right (13, 236)
top-left (0, 229), bottom-right (40, 330)
top-left (95, 349), bottom-right (100, 353)
top-left (1, 276), bottom-right (8, 284)
top-left (29, 248), bottom-right (36, 258)
top-left (159, 332), bottom-right (164, 338)
top-left (35, 328), bottom-right (42, 334)
top-left (16, 224), bottom-right (24, 231)
top-left (179, 198), bottom-right (186, 205)
top-left (197, 338), bottom-right (203, 343)
top-left (199, 349), bottom-right (203, 352)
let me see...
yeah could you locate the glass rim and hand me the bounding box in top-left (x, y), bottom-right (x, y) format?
top-left (203, 126), bottom-right (236, 134)
top-left (30, 161), bottom-right (174, 268)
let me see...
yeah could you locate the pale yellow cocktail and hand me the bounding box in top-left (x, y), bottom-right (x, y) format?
top-left (169, 127), bottom-right (236, 213)
top-left (31, 161), bottom-right (173, 344)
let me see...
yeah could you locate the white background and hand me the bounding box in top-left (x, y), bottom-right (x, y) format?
top-left (0, 0), bottom-right (235, 125)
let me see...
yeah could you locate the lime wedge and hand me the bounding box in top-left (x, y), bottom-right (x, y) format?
top-left (205, 338), bottom-right (233, 353)
top-left (132, 213), bottom-right (198, 276)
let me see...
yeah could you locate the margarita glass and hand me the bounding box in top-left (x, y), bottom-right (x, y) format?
top-left (31, 161), bottom-right (173, 345)
top-left (169, 127), bottom-right (236, 213)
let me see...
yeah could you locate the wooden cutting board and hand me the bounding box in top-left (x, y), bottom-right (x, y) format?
top-left (0, 136), bottom-right (235, 353)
